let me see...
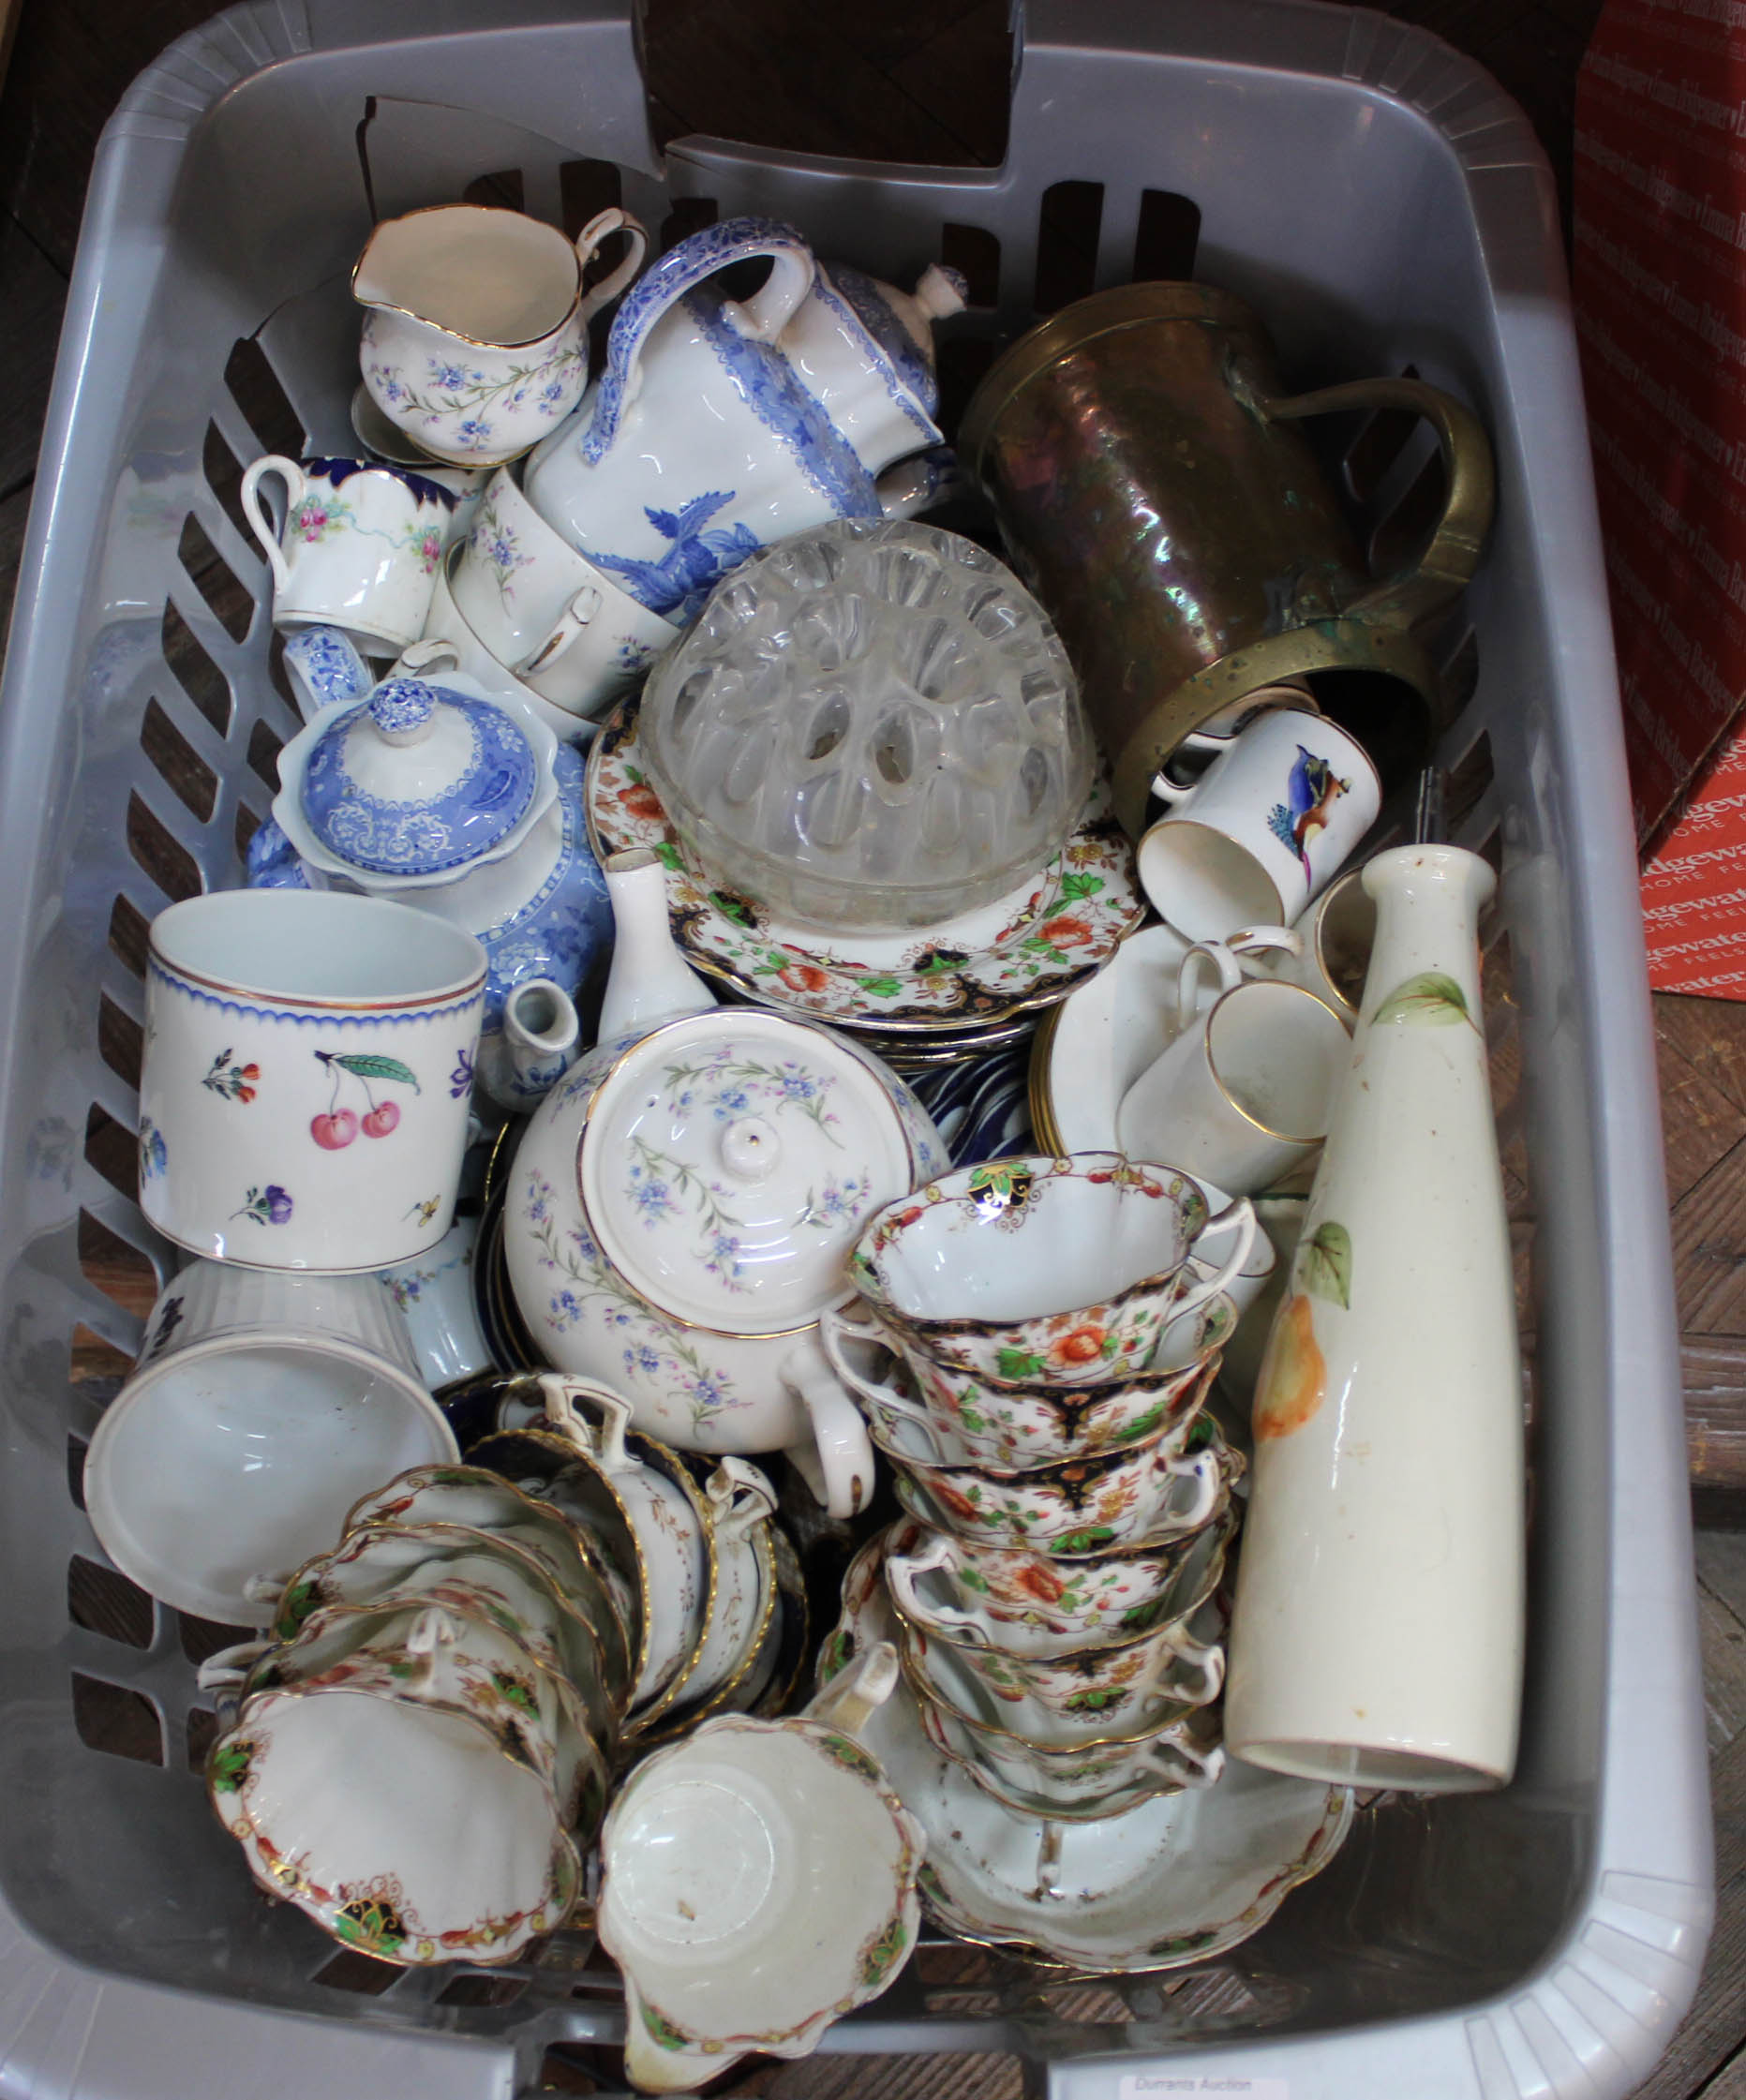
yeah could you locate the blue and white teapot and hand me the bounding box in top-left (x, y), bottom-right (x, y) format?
top-left (523, 216), bottom-right (964, 624)
top-left (261, 674), bottom-right (610, 1106)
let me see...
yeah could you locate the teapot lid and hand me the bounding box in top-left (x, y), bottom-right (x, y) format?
top-left (300, 677), bottom-right (540, 877)
top-left (579, 1009), bottom-right (914, 1336)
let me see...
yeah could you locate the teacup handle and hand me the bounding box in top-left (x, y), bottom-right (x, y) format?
top-left (1175, 943), bottom-right (1246, 1033)
top-left (1149, 765), bottom-right (1200, 811)
top-left (1140, 1728), bottom-right (1226, 1790)
top-left (538, 1371), bottom-right (636, 1473)
top-left (584, 217), bottom-right (818, 463)
top-left (1160, 1442), bottom-right (1224, 1533)
top-left (282, 626), bottom-right (371, 717)
top-left (395, 637), bottom-right (461, 680)
top-left (239, 454), bottom-right (306, 594)
top-left (404, 1604), bottom-right (459, 1683)
top-left (705, 1455), bottom-right (778, 1542)
top-left (817, 1303), bottom-right (936, 1437)
top-left (886, 1533), bottom-right (988, 1645)
top-left (575, 207), bottom-right (649, 322)
top-left (781, 1333), bottom-right (876, 1520)
top-left (803, 1638), bottom-right (899, 1738)
top-left (1230, 925), bottom-right (1303, 963)
top-left (1168, 1199), bottom-right (1258, 1333)
top-left (515, 584), bottom-right (603, 679)
top-left (1145, 1624), bottom-right (1227, 1707)
top-left (196, 1639), bottom-right (273, 1694)
top-left (875, 450), bottom-right (961, 521)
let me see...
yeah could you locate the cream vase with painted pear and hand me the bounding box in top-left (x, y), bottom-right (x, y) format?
top-left (1224, 845), bottom-right (1524, 1793)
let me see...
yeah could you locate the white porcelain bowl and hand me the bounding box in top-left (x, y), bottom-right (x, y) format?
top-left (85, 1269), bottom-right (455, 1624)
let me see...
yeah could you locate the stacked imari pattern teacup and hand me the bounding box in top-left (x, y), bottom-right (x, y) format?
top-left (822, 1153), bottom-right (1251, 1821)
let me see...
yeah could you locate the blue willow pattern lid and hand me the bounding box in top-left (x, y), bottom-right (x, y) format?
top-left (300, 677), bottom-right (538, 877)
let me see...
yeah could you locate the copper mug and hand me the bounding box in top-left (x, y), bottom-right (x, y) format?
top-left (958, 283), bottom-right (1495, 840)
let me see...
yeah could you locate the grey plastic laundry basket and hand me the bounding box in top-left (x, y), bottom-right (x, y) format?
top-left (0, 1), bottom-right (1709, 2093)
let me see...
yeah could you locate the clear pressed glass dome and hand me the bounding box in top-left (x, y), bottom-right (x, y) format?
top-left (638, 519), bottom-right (1095, 931)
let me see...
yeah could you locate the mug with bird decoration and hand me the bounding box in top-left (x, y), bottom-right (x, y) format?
top-left (1136, 707), bottom-right (1380, 943)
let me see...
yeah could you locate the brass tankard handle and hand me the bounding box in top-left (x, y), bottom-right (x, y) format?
top-left (1259, 377), bottom-right (1496, 632)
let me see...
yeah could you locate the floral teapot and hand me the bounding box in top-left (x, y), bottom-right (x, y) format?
top-left (523, 216), bottom-right (965, 624)
top-left (503, 997), bottom-right (947, 1518)
top-left (261, 673), bottom-right (610, 1107)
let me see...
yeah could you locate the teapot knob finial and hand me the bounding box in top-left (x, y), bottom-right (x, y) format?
top-left (368, 678), bottom-right (439, 746)
top-left (719, 1116), bottom-right (780, 1183)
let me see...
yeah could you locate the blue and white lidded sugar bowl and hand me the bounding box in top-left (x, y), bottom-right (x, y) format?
top-left (266, 674), bottom-right (610, 1105)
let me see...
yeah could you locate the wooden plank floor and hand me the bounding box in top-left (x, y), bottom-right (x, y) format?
top-left (2, 0), bottom-right (1740, 2093)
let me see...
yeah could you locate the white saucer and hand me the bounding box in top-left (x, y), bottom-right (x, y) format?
top-left (1029, 922), bottom-right (1193, 1154)
top-left (821, 1529), bottom-right (1351, 1973)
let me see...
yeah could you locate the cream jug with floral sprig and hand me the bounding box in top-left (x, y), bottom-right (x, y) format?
top-left (353, 205), bottom-right (649, 468)
top-left (1225, 845), bottom-right (1525, 1793)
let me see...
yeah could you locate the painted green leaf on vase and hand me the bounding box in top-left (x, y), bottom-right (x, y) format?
top-left (1373, 971), bottom-right (1472, 1028)
top-left (1300, 1221), bottom-right (1352, 1310)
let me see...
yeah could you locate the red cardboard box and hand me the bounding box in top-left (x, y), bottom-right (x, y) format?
top-left (1574, 0), bottom-right (1746, 995)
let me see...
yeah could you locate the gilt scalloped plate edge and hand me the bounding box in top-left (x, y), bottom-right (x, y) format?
top-left (585, 697), bottom-right (1143, 1035)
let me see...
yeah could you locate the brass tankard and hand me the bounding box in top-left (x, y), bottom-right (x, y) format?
top-left (959, 283), bottom-right (1494, 839)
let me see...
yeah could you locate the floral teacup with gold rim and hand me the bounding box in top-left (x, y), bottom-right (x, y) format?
top-left (339, 1463), bottom-right (634, 1694)
top-left (659, 1458), bottom-right (780, 1720)
top-left (849, 1154), bottom-right (1218, 1385)
top-left (262, 1525), bottom-right (626, 1743)
top-left (821, 1301), bottom-right (1230, 1469)
top-left (508, 1377), bottom-right (718, 1724)
top-left (219, 1599), bottom-right (609, 1833)
top-left (896, 1588), bottom-right (1227, 1748)
top-left (907, 1652), bottom-right (1225, 1820)
top-left (882, 1374), bottom-right (1234, 1554)
top-left (208, 1675), bottom-right (580, 1966)
top-left (877, 1509), bottom-right (1238, 1665)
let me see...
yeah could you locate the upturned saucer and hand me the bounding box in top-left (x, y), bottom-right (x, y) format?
top-left (819, 1529), bottom-right (1351, 1973)
top-left (1028, 921), bottom-right (1194, 1154)
top-left (586, 696), bottom-right (1143, 1036)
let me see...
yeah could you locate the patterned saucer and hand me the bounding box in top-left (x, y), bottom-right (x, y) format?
top-left (585, 696), bottom-right (1143, 1036)
top-left (868, 1017), bottom-right (1039, 1076)
top-left (820, 1531), bottom-right (1352, 1973)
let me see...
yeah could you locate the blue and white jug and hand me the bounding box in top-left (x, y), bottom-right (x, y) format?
top-left (523, 216), bottom-right (964, 624)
